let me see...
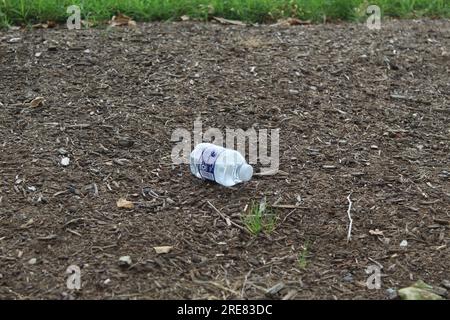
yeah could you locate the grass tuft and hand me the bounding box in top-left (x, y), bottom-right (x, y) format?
top-left (242, 199), bottom-right (277, 236)
top-left (297, 241), bottom-right (310, 270)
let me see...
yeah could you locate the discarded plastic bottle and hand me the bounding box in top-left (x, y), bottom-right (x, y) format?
top-left (190, 143), bottom-right (253, 187)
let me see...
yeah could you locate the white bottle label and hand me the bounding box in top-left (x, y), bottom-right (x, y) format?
top-left (198, 146), bottom-right (224, 182)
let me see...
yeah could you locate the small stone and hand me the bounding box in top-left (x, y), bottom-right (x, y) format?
top-left (118, 256), bottom-right (132, 267)
top-left (28, 186), bottom-right (37, 192)
top-left (430, 286), bottom-right (447, 297)
top-left (441, 280), bottom-right (450, 290)
top-left (104, 278), bottom-right (111, 285)
top-left (399, 286), bottom-right (443, 300)
top-left (265, 282), bottom-right (285, 296)
top-left (386, 288), bottom-right (398, 299)
top-left (28, 258), bottom-right (37, 265)
top-left (192, 255), bottom-right (206, 264)
top-left (400, 240), bottom-right (408, 247)
top-left (370, 145), bottom-right (379, 150)
top-left (61, 157), bottom-right (70, 167)
top-left (398, 280), bottom-right (445, 300)
top-left (35, 52), bottom-right (42, 58)
top-left (343, 273), bottom-right (354, 283)
top-left (118, 138), bottom-right (134, 148)
top-left (68, 185), bottom-right (81, 196)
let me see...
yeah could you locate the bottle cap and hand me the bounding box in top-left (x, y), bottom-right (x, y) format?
top-left (239, 164), bottom-right (253, 182)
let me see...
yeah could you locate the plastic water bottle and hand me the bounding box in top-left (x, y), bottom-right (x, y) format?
top-left (190, 143), bottom-right (253, 187)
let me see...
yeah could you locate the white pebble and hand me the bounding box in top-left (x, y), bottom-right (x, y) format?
top-left (61, 157), bottom-right (70, 167)
top-left (118, 256), bottom-right (132, 266)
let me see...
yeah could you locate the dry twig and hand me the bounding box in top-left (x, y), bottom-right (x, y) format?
top-left (346, 194), bottom-right (353, 242)
top-left (207, 201), bottom-right (247, 233)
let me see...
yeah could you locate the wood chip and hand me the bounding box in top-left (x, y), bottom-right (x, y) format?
top-left (29, 97), bottom-right (45, 108)
top-left (154, 246), bottom-right (173, 254)
top-left (369, 229), bottom-right (384, 236)
top-left (117, 198), bottom-right (134, 209)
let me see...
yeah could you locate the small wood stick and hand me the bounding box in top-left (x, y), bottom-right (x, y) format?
top-left (346, 194), bottom-right (353, 242)
top-left (207, 201), bottom-right (247, 233)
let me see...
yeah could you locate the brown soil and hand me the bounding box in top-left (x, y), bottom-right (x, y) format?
top-left (0, 19), bottom-right (449, 300)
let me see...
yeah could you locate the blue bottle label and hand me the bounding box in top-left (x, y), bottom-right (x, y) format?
top-left (198, 146), bottom-right (224, 182)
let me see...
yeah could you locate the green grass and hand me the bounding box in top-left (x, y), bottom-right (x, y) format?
top-left (242, 199), bottom-right (278, 236)
top-left (0, 0), bottom-right (449, 28)
top-left (297, 241), bottom-right (310, 270)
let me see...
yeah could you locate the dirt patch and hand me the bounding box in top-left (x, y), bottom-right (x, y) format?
top-left (0, 19), bottom-right (449, 299)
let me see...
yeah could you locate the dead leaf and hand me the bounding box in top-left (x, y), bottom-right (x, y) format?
top-left (109, 13), bottom-right (137, 28)
top-left (180, 15), bottom-right (190, 21)
top-left (286, 18), bottom-right (311, 25)
top-left (154, 246), bottom-right (173, 254)
top-left (30, 97), bottom-right (45, 108)
top-left (117, 198), bottom-right (134, 209)
top-left (213, 17), bottom-right (247, 26)
top-left (82, 20), bottom-right (95, 28)
top-left (369, 229), bottom-right (384, 236)
top-left (46, 21), bottom-right (57, 28)
top-left (32, 23), bottom-right (48, 29)
top-left (32, 21), bottom-right (56, 29)
top-left (273, 18), bottom-right (311, 27)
